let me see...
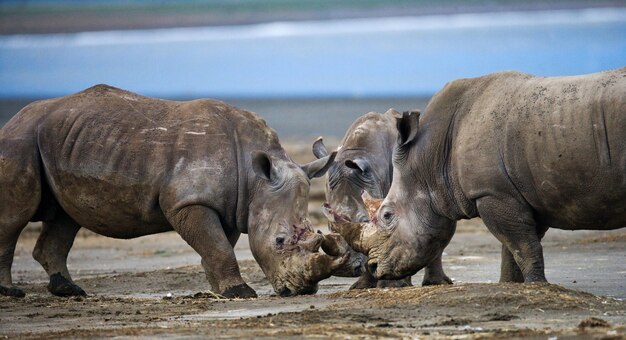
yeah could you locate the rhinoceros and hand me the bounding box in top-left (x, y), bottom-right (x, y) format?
top-left (328, 68), bottom-right (625, 283)
top-left (313, 109), bottom-right (451, 288)
top-left (0, 84), bottom-right (357, 298)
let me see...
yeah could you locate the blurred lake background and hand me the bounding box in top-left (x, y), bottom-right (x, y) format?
top-left (1, 0), bottom-right (625, 141)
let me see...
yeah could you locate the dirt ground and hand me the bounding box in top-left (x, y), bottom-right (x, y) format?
top-left (1, 144), bottom-right (625, 339)
top-left (2, 219), bottom-right (625, 339)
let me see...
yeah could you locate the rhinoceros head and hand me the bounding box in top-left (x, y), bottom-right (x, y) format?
top-left (311, 111), bottom-right (398, 225)
top-left (247, 150), bottom-right (357, 296)
top-left (325, 111), bottom-right (456, 280)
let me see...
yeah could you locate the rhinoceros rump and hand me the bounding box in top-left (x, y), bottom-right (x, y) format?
top-left (333, 68), bottom-right (625, 283)
top-left (313, 110), bottom-right (451, 288)
top-left (0, 85), bottom-right (354, 298)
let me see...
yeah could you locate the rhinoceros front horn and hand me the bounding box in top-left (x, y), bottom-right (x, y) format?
top-left (300, 232), bottom-right (324, 252)
top-left (322, 203), bottom-right (369, 254)
top-left (319, 232), bottom-right (350, 256)
top-left (308, 253), bottom-right (349, 282)
top-left (320, 232), bottom-right (367, 277)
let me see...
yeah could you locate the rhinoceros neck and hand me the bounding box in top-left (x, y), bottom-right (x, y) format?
top-left (417, 101), bottom-right (474, 221)
top-left (233, 131), bottom-right (249, 234)
top-left (232, 115), bottom-right (288, 234)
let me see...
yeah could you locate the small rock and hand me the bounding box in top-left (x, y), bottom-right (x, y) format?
top-left (578, 317), bottom-right (611, 329)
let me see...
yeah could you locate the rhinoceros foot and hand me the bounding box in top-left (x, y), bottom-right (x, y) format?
top-left (0, 285), bottom-right (26, 297)
top-left (421, 273), bottom-right (452, 286)
top-left (349, 273), bottom-right (377, 290)
top-left (47, 273), bottom-right (86, 296)
top-left (377, 277), bottom-right (412, 288)
top-left (221, 283), bottom-right (257, 299)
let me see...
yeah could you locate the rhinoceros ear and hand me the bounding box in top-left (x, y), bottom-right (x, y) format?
top-left (251, 151), bottom-right (275, 181)
top-left (384, 108), bottom-right (402, 118)
top-left (301, 151), bottom-right (337, 179)
top-left (396, 110), bottom-right (420, 147)
top-left (312, 137), bottom-right (329, 159)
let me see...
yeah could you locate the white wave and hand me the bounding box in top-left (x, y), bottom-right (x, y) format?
top-left (1, 7), bottom-right (626, 48)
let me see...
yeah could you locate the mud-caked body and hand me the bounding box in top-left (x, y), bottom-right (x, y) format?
top-left (332, 68), bottom-right (626, 283)
top-left (0, 85), bottom-right (352, 298)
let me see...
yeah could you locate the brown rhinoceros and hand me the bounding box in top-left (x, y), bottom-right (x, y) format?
top-left (313, 109), bottom-right (451, 289)
top-left (328, 68), bottom-right (625, 283)
top-left (0, 84), bottom-right (356, 298)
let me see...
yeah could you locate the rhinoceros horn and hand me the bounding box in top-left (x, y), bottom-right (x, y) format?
top-left (320, 231), bottom-right (366, 277)
top-left (308, 252), bottom-right (350, 282)
top-left (319, 232), bottom-right (350, 256)
top-left (321, 203), bottom-right (371, 254)
top-left (299, 232), bottom-right (324, 252)
top-left (361, 190), bottom-right (383, 222)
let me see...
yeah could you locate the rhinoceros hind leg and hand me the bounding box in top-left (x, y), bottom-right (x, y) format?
top-left (422, 251), bottom-right (452, 286)
top-left (0, 139), bottom-right (43, 297)
top-left (221, 283), bottom-right (258, 299)
top-left (47, 272), bottom-right (86, 296)
top-left (0, 285), bottom-right (26, 297)
top-left (0, 224), bottom-right (30, 297)
top-left (167, 205), bottom-right (256, 298)
top-left (350, 271), bottom-right (377, 289)
top-left (377, 276), bottom-right (412, 288)
top-left (32, 214), bottom-right (83, 296)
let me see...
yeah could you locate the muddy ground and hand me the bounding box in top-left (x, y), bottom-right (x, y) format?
top-left (2, 220), bottom-right (625, 339)
top-left (1, 143), bottom-right (625, 339)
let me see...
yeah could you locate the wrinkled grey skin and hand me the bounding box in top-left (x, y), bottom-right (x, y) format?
top-left (0, 84), bottom-right (356, 298)
top-left (335, 68), bottom-right (626, 283)
top-left (313, 110), bottom-right (451, 288)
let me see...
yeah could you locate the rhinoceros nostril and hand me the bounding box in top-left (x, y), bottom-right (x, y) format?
top-left (278, 286), bottom-right (292, 297)
top-left (354, 261), bottom-right (364, 276)
top-left (368, 262), bottom-right (378, 275)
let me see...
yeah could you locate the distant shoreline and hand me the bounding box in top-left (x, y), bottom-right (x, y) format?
top-left (0, 96), bottom-right (432, 139)
top-left (1, 0), bottom-right (625, 35)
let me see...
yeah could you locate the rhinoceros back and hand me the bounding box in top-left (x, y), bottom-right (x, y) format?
top-left (452, 68), bottom-right (626, 230)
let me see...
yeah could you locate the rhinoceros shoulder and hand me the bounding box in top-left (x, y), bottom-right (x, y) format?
top-left (77, 84), bottom-right (146, 101)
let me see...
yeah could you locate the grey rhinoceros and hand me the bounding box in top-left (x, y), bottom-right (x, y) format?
top-left (0, 84), bottom-right (357, 298)
top-left (328, 68), bottom-right (626, 283)
top-left (313, 109), bottom-right (451, 288)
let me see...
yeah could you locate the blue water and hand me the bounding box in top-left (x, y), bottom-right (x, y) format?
top-left (0, 8), bottom-right (625, 98)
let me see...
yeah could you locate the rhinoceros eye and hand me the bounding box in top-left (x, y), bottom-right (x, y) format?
top-left (383, 211), bottom-right (393, 221)
top-left (380, 208), bottom-right (396, 227)
top-left (275, 237), bottom-right (285, 247)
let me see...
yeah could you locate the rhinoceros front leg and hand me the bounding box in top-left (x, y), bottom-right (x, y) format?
top-left (499, 225), bottom-right (548, 283)
top-left (32, 213), bottom-right (85, 296)
top-left (421, 251), bottom-right (452, 286)
top-left (201, 227), bottom-right (240, 293)
top-left (500, 245), bottom-right (524, 283)
top-left (350, 271), bottom-right (377, 289)
top-left (477, 196), bottom-right (547, 282)
top-left (377, 276), bottom-right (413, 288)
top-left (168, 205), bottom-right (257, 298)
top-left (351, 269), bottom-right (413, 289)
